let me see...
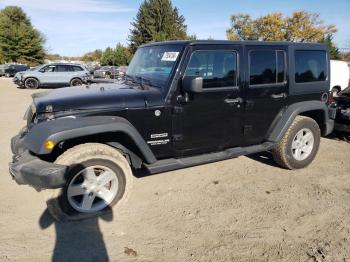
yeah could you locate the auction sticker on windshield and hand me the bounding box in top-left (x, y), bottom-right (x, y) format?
top-left (161, 52), bottom-right (179, 61)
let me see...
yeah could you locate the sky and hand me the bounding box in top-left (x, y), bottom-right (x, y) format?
top-left (0, 0), bottom-right (349, 56)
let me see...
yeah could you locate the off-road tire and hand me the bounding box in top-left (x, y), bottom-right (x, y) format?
top-left (70, 78), bottom-right (83, 86)
top-left (272, 116), bottom-right (320, 170)
top-left (45, 143), bottom-right (134, 221)
top-left (24, 78), bottom-right (39, 89)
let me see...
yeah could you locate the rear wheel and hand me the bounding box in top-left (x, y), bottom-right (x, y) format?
top-left (70, 78), bottom-right (83, 86)
top-left (272, 116), bottom-right (320, 169)
top-left (5, 73), bottom-right (11, 78)
top-left (45, 143), bottom-right (134, 221)
top-left (24, 78), bottom-right (39, 89)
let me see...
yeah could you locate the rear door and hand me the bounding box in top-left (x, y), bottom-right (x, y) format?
top-left (55, 65), bottom-right (73, 84)
top-left (173, 45), bottom-right (244, 156)
top-left (243, 45), bottom-right (288, 145)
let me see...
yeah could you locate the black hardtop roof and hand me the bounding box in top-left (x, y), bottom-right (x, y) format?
top-left (141, 40), bottom-right (327, 49)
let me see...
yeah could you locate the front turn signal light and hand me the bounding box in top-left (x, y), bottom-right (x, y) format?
top-left (44, 140), bottom-right (55, 150)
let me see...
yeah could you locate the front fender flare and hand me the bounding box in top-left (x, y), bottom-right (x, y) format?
top-left (23, 116), bottom-right (157, 164)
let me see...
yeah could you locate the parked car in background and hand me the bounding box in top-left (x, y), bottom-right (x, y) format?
top-left (334, 87), bottom-right (350, 133)
top-left (330, 60), bottom-right (350, 95)
top-left (110, 66), bottom-right (128, 80)
top-left (93, 66), bottom-right (118, 79)
top-left (0, 64), bottom-right (29, 77)
top-left (13, 63), bottom-right (91, 89)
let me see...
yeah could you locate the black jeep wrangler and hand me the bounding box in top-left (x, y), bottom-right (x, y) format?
top-left (9, 40), bottom-right (335, 220)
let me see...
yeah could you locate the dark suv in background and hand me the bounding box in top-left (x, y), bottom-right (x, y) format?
top-left (0, 64), bottom-right (29, 77)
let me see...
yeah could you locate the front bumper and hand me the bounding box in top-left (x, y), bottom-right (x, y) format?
top-left (9, 133), bottom-right (68, 190)
top-left (13, 76), bottom-right (23, 86)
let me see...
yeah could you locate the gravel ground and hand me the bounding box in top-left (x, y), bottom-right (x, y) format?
top-left (0, 77), bottom-right (350, 262)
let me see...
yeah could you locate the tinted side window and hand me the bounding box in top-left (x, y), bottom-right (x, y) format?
top-left (71, 66), bottom-right (84, 71)
top-left (250, 50), bottom-right (276, 85)
top-left (56, 65), bottom-right (71, 72)
top-left (249, 50), bottom-right (286, 85)
top-left (42, 65), bottom-right (55, 72)
top-left (185, 50), bottom-right (237, 89)
top-left (295, 50), bottom-right (327, 83)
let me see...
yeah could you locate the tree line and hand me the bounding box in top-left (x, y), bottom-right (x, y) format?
top-left (0, 0), bottom-right (343, 67)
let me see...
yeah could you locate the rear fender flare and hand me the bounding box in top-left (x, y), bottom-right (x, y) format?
top-left (267, 101), bottom-right (333, 142)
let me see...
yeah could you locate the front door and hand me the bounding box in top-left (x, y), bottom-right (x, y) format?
top-left (39, 64), bottom-right (57, 84)
top-left (173, 46), bottom-right (244, 156)
top-left (243, 46), bottom-right (288, 146)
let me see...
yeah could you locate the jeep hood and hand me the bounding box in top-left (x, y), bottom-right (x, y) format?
top-left (32, 83), bottom-right (163, 113)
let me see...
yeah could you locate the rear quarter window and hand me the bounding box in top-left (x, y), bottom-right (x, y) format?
top-left (295, 50), bottom-right (327, 83)
top-left (71, 66), bottom-right (84, 71)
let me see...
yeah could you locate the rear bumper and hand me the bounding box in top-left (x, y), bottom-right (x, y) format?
top-left (9, 133), bottom-right (68, 190)
top-left (334, 122), bottom-right (350, 133)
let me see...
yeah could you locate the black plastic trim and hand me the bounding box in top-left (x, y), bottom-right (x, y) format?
top-left (267, 101), bottom-right (333, 142)
top-left (23, 116), bottom-right (157, 164)
top-left (9, 150), bottom-right (68, 190)
top-left (145, 142), bottom-right (274, 174)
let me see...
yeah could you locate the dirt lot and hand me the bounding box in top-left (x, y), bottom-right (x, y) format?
top-left (0, 77), bottom-right (350, 262)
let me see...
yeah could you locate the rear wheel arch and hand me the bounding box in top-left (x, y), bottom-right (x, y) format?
top-left (267, 101), bottom-right (331, 142)
top-left (70, 77), bottom-right (83, 86)
top-left (298, 109), bottom-right (327, 135)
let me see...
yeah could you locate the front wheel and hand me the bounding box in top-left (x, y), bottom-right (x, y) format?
top-left (46, 143), bottom-right (134, 221)
top-left (272, 116), bottom-right (320, 169)
top-left (24, 78), bottom-right (39, 89)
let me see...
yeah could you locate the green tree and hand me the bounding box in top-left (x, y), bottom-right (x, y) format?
top-left (101, 47), bottom-right (114, 66)
top-left (320, 34), bottom-right (341, 59)
top-left (129, 0), bottom-right (187, 53)
top-left (113, 43), bottom-right (132, 66)
top-left (0, 6), bottom-right (45, 66)
top-left (81, 49), bottom-right (103, 62)
top-left (100, 44), bottom-right (132, 66)
top-left (226, 11), bottom-right (337, 43)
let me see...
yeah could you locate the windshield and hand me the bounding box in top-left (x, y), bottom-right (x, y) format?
top-left (126, 44), bottom-right (183, 88)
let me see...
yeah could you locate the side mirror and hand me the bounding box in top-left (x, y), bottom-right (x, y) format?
top-left (39, 69), bottom-right (45, 73)
top-left (182, 76), bottom-right (203, 93)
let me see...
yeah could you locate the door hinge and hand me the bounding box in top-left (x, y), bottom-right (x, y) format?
top-left (172, 134), bottom-right (183, 142)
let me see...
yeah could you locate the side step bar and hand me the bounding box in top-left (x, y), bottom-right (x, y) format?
top-left (144, 142), bottom-right (275, 174)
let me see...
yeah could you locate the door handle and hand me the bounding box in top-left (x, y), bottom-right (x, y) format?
top-left (224, 97), bottom-right (243, 104)
top-left (271, 93), bottom-right (287, 99)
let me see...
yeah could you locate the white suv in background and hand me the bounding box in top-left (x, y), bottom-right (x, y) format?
top-left (330, 60), bottom-right (350, 95)
top-left (13, 63), bottom-right (91, 89)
